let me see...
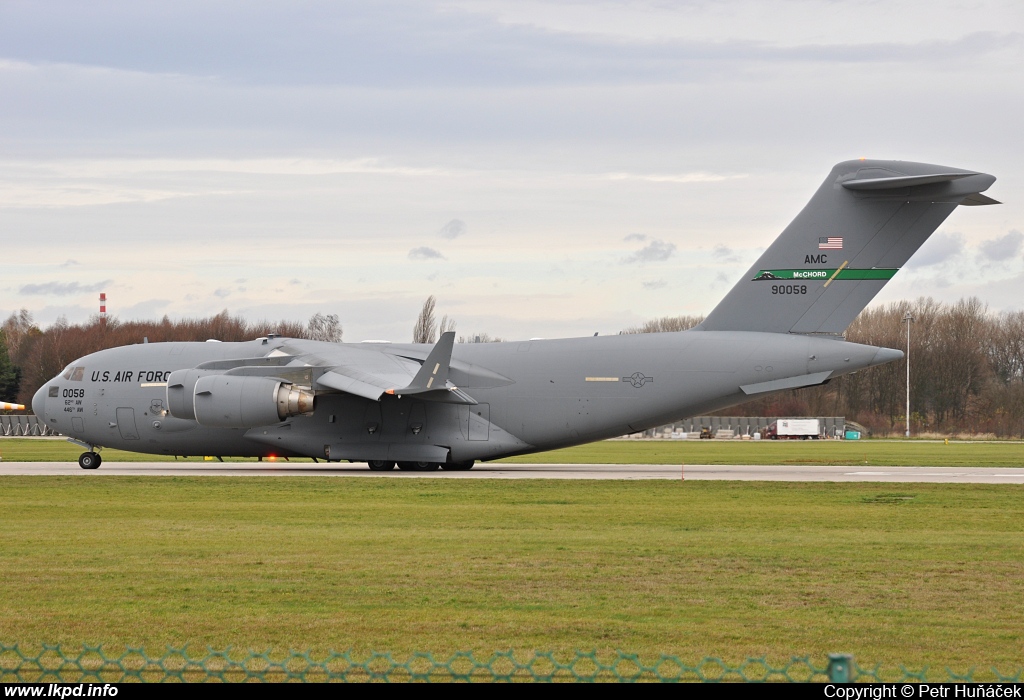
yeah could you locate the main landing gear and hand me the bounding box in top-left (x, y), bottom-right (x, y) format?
top-left (78, 451), bottom-right (102, 470)
top-left (441, 460), bottom-right (475, 471)
top-left (381, 460), bottom-right (474, 471)
top-left (397, 461), bottom-right (440, 471)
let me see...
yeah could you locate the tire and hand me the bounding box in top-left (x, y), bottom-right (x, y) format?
top-left (367, 460), bottom-right (396, 471)
top-left (78, 452), bottom-right (101, 470)
top-left (441, 460), bottom-right (475, 471)
top-left (398, 461), bottom-right (439, 471)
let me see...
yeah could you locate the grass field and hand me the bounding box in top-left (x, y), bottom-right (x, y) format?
top-left (1, 476), bottom-right (1022, 668)
top-left (2, 437), bottom-right (1023, 467)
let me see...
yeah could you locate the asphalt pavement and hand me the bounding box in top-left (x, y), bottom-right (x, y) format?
top-left (2, 461), bottom-right (1024, 483)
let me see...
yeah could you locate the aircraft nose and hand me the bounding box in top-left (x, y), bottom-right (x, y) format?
top-left (32, 384), bottom-right (48, 420)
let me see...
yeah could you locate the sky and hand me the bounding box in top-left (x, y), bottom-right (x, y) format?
top-left (1, 0), bottom-right (1022, 342)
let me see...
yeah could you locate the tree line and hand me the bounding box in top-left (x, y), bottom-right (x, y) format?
top-left (4, 297), bottom-right (1023, 437)
top-left (0, 310), bottom-right (341, 408)
top-left (629, 298), bottom-right (1024, 437)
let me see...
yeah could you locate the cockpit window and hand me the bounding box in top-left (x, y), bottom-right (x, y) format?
top-left (62, 366), bottom-right (74, 379)
top-left (69, 367), bottom-right (85, 382)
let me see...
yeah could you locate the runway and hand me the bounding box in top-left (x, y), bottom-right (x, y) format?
top-left (2, 461), bottom-right (1024, 483)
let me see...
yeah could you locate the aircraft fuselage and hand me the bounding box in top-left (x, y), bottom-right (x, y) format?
top-left (34, 330), bottom-right (897, 463)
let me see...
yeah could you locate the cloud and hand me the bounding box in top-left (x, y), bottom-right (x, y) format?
top-left (408, 246), bottom-right (446, 260)
top-left (978, 230), bottom-right (1023, 262)
top-left (712, 245), bottom-right (742, 264)
top-left (59, 259), bottom-right (79, 267)
top-left (19, 280), bottom-right (111, 296)
top-left (121, 298), bottom-right (170, 319)
top-left (624, 239), bottom-right (676, 264)
top-left (213, 288), bottom-right (231, 298)
top-left (642, 279), bottom-right (667, 290)
top-left (605, 172), bottom-right (744, 184)
top-left (907, 232), bottom-right (964, 268)
top-left (623, 233), bottom-right (647, 242)
top-left (439, 219), bottom-right (466, 239)
top-left (0, 5), bottom-right (1014, 90)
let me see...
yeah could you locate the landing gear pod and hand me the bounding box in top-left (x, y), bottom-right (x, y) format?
top-left (193, 375), bottom-right (315, 428)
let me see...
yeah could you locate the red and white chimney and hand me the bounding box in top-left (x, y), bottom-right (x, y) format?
top-left (100, 292), bottom-right (106, 325)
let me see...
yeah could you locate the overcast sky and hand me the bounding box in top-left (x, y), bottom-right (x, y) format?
top-left (1, 0), bottom-right (1022, 341)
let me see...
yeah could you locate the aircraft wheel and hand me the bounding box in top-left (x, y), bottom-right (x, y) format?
top-left (398, 461), bottom-right (439, 471)
top-left (441, 460), bottom-right (475, 471)
top-left (78, 452), bottom-right (101, 470)
top-left (367, 460), bottom-right (396, 471)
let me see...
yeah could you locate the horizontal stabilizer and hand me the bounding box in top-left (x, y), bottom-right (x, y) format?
top-left (960, 193), bottom-right (1001, 206)
top-left (842, 172), bottom-right (974, 190)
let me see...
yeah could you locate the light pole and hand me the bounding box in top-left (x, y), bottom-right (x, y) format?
top-left (903, 312), bottom-right (914, 438)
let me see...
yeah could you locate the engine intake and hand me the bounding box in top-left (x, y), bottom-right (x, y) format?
top-left (166, 369), bottom-right (213, 420)
top-left (167, 372), bottom-right (314, 428)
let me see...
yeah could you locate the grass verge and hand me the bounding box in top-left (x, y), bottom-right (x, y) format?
top-left (1, 476), bottom-right (1022, 668)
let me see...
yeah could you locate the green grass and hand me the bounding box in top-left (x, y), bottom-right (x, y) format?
top-left (3, 437), bottom-right (1024, 467)
top-left (499, 440), bottom-right (1024, 467)
top-left (1, 476), bottom-right (1022, 668)
top-left (0, 439), bottom-right (272, 463)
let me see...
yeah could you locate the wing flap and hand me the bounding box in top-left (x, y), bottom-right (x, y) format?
top-left (316, 370), bottom-right (394, 401)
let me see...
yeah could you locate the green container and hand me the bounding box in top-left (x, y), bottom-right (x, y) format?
top-left (844, 430), bottom-right (861, 440)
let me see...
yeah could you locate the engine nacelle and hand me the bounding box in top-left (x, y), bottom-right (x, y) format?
top-left (168, 374), bottom-right (314, 428)
top-left (166, 369), bottom-right (215, 420)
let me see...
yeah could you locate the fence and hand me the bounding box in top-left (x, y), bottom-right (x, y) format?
top-left (626, 416), bottom-right (847, 439)
top-left (1, 645), bottom-right (1021, 683)
top-left (0, 415), bottom-right (58, 437)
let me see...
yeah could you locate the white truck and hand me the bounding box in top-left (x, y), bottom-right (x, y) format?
top-left (763, 418), bottom-right (821, 440)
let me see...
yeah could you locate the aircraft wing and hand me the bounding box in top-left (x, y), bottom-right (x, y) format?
top-left (310, 332), bottom-right (476, 404)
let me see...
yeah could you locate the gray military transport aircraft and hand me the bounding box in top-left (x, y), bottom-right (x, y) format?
top-left (33, 159), bottom-right (998, 470)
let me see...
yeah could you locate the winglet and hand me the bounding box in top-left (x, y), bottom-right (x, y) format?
top-left (389, 332), bottom-right (476, 403)
top-left (406, 331), bottom-right (455, 391)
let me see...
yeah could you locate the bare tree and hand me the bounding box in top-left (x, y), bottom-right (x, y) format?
top-left (458, 333), bottom-right (503, 343)
top-left (621, 315), bottom-right (704, 334)
top-left (306, 313), bottom-right (343, 343)
top-left (439, 314), bottom-right (456, 336)
top-left (2, 310), bottom-right (37, 365)
top-left (413, 295), bottom-right (437, 344)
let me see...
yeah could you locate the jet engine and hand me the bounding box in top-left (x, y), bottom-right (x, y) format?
top-left (166, 370), bottom-right (314, 428)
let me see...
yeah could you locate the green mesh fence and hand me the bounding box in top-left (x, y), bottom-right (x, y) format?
top-left (0, 645), bottom-right (1021, 683)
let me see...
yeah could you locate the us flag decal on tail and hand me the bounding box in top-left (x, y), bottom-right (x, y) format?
top-left (819, 236), bottom-right (843, 249)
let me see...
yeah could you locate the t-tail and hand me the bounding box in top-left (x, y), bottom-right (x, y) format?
top-left (698, 159), bottom-right (998, 335)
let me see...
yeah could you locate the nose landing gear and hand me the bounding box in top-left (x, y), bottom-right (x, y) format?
top-left (78, 451), bottom-right (102, 470)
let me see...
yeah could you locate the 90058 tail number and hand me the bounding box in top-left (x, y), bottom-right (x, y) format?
top-left (771, 284), bottom-right (807, 295)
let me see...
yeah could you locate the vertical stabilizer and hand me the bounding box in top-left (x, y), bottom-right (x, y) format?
top-left (698, 159), bottom-right (997, 335)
